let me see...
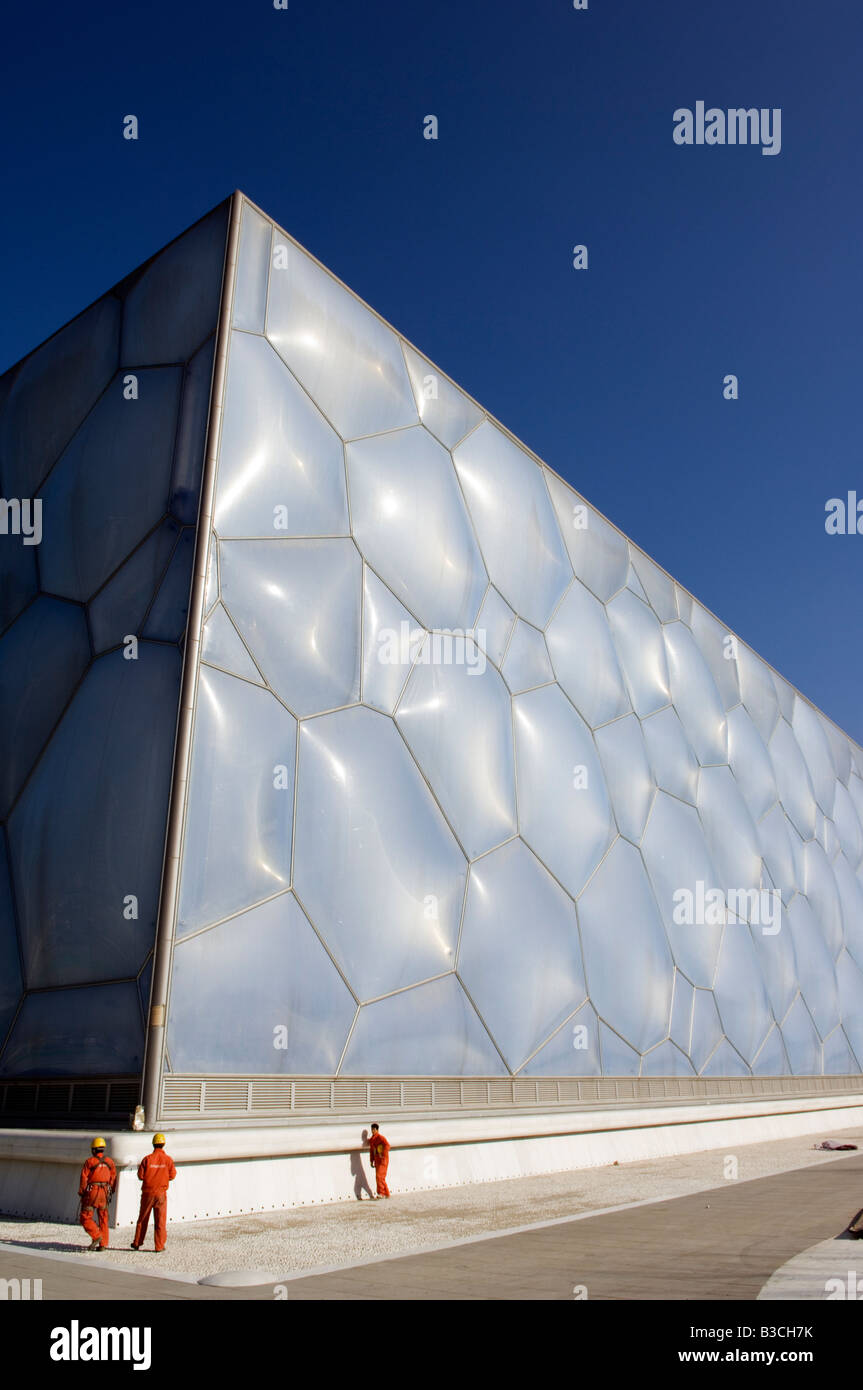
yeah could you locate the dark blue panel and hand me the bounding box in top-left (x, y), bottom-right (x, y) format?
top-left (0, 532), bottom-right (38, 636)
top-left (0, 597), bottom-right (91, 818)
top-left (143, 528), bottom-right (195, 642)
top-left (8, 644), bottom-right (181, 988)
top-left (0, 832), bottom-right (23, 1051)
top-left (88, 519), bottom-right (180, 653)
top-left (0, 984), bottom-right (143, 1078)
top-left (170, 337), bottom-right (214, 524)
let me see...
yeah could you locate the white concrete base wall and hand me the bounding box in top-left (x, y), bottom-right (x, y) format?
top-left (1, 1095), bottom-right (861, 1225)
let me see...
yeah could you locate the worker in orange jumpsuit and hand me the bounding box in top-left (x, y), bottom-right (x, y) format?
top-left (78, 1137), bottom-right (117, 1251)
top-left (131, 1133), bottom-right (177, 1252)
top-left (368, 1123), bottom-right (391, 1198)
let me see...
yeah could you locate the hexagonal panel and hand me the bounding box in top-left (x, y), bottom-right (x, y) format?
top-left (177, 667), bottom-right (296, 937)
top-left (219, 538), bottom-right (361, 716)
top-left (233, 201), bottom-right (272, 334)
top-left (792, 696), bottom-right (837, 816)
top-left (520, 1002), bottom-right (601, 1076)
top-left (513, 685), bottom-right (615, 899)
top-left (832, 781), bottom-right (863, 867)
top-left (0, 597), bottom-right (90, 818)
top-left (200, 603), bottom-right (264, 684)
top-left (266, 238), bottom-right (418, 440)
top-left (802, 839), bottom-right (844, 959)
top-left (544, 471), bottom-right (628, 601)
top-left (606, 589), bottom-right (671, 718)
top-left (641, 705), bottom-right (699, 804)
top-left (752, 1026), bottom-right (790, 1075)
top-left (348, 426), bottom-right (486, 631)
top-left (214, 331), bottom-right (349, 538)
top-left (401, 342), bottom-right (482, 449)
top-left (594, 714), bottom-right (654, 844)
top-left (712, 919), bottom-right (772, 1064)
top-left (690, 989), bottom-right (724, 1072)
top-left (0, 983), bottom-right (142, 1078)
top-left (396, 649), bottom-right (516, 859)
top-left (88, 519), bottom-right (181, 653)
top-left (578, 838), bottom-right (673, 1053)
top-left (501, 620), bottom-right (554, 694)
top-left (452, 423), bottom-right (572, 627)
top-left (293, 707), bottom-right (467, 1001)
top-left (340, 975), bottom-right (505, 1076)
top-left (362, 567), bottom-right (425, 714)
top-left (696, 765), bottom-right (762, 901)
top-left (727, 705), bottom-right (777, 823)
top-left (641, 792), bottom-right (724, 987)
top-left (689, 602), bottom-right (740, 711)
top-left (475, 586), bottom-right (516, 669)
top-left (736, 643), bottom-right (780, 744)
top-left (780, 996), bottom-right (822, 1073)
top-left (663, 621), bottom-right (727, 765)
top-left (641, 1040), bottom-right (695, 1076)
top-left (458, 839), bottom-right (585, 1070)
top-left (122, 201), bottom-right (229, 366)
top-left (545, 579), bottom-right (630, 728)
top-left (630, 549), bottom-right (677, 621)
top-left (168, 894), bottom-right (356, 1073)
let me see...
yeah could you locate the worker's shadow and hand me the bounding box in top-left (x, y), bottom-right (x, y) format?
top-left (349, 1130), bottom-right (375, 1201)
top-left (838, 1207), bottom-right (863, 1240)
top-left (2, 1236), bottom-right (86, 1254)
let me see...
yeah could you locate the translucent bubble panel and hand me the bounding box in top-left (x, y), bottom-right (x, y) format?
top-left (233, 202), bottom-right (272, 334)
top-left (501, 620), bottom-right (554, 694)
top-left (122, 202), bottom-right (229, 367)
top-left (201, 603), bottom-right (264, 684)
top-left (787, 895), bottom-right (840, 1039)
top-left (823, 1026), bottom-right (858, 1073)
top-left (641, 706), bottom-right (699, 804)
top-left (781, 996), bottom-right (823, 1073)
top-left (669, 972), bottom-right (694, 1054)
top-left (712, 921), bottom-right (772, 1064)
top-left (594, 715), bottom-right (654, 844)
top-left (802, 840), bottom-right (844, 959)
top-left (545, 472), bottom-right (628, 601)
top-left (453, 423), bottom-right (571, 627)
top-left (89, 520), bottom-right (182, 653)
top-left (752, 1027), bottom-right (790, 1076)
top-left (630, 550), bottom-right (677, 621)
top-left (178, 667), bottom-right (296, 936)
top-left (219, 538), bottom-right (361, 716)
top-left (696, 766), bottom-right (762, 898)
top-left (0, 597), bottom-right (90, 818)
top-left (641, 793), bottom-right (723, 987)
top-left (641, 1041), bottom-right (696, 1076)
top-left (38, 369), bottom-right (183, 601)
top-left (792, 697), bottom-right (837, 816)
top-left (293, 707), bottom-right (467, 1001)
top-left (361, 568), bottom-right (425, 714)
top-left (396, 653), bottom-right (516, 859)
top-left (8, 647), bottom-right (180, 989)
top-left (513, 685), bottom-right (614, 899)
top-left (834, 855), bottom-right (863, 967)
top-left (837, 950), bottom-right (863, 1063)
top-left (579, 839), bottom-right (673, 1053)
top-left (689, 603), bottom-right (740, 711)
top-left (832, 782), bottom-right (863, 867)
top-left (458, 839), bottom-right (585, 1070)
top-left (171, 337), bottom-right (216, 524)
top-left (599, 1022), bottom-right (641, 1075)
top-left (401, 342), bottom-right (483, 449)
top-left (663, 621), bottom-right (728, 765)
top-left (168, 895), bottom-right (356, 1074)
top-left (770, 719), bottom-right (818, 841)
top-left (690, 989), bottom-right (724, 1072)
top-left (822, 717), bottom-right (851, 787)
top-left (736, 643), bottom-right (780, 745)
top-left (342, 975), bottom-right (505, 1076)
top-left (758, 804), bottom-right (797, 906)
top-left (0, 297), bottom-right (121, 501)
top-left (701, 1040), bottom-right (750, 1077)
top-left (545, 580), bottom-right (630, 729)
top-left (215, 332), bottom-right (349, 539)
top-left (0, 984), bottom-right (143, 1078)
top-left (606, 589), bottom-right (671, 718)
top-left (475, 586), bottom-right (515, 669)
top-left (726, 706), bottom-right (778, 824)
top-left (521, 1003), bottom-right (601, 1077)
top-left (347, 426), bottom-right (486, 631)
top-left (266, 239), bottom-right (418, 440)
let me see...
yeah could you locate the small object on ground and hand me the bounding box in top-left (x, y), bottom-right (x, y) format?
top-left (197, 1270), bottom-right (279, 1287)
top-left (813, 1140), bottom-right (858, 1150)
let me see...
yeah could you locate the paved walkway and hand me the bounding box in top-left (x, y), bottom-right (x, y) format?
top-left (2, 1150), bottom-right (860, 1301)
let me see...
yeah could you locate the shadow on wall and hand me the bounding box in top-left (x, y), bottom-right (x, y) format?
top-left (350, 1130), bottom-right (375, 1200)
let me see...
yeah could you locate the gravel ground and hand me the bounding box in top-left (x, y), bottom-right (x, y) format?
top-left (2, 1130), bottom-right (860, 1283)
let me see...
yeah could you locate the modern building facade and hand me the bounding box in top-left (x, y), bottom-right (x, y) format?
top-left (1, 192), bottom-right (862, 1140)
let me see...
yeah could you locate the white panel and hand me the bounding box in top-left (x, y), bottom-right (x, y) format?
top-left (726, 705), bottom-right (778, 823)
top-left (641, 792), bottom-right (724, 987)
top-left (769, 719), bottom-right (818, 842)
top-left (452, 424), bottom-right (572, 627)
top-left (219, 538), bottom-right (361, 717)
top-left (545, 471), bottom-right (628, 601)
top-left (401, 342), bottom-right (483, 448)
top-left (513, 685), bottom-right (615, 899)
top-left (233, 203), bottom-right (272, 333)
top-left (663, 621), bottom-right (728, 765)
top-left (347, 426), bottom-right (487, 631)
top-left (736, 643), bottom-right (780, 744)
top-left (201, 603), bottom-right (264, 684)
top-left (362, 567), bottom-right (425, 715)
top-left (475, 586), bottom-right (516, 669)
top-left (792, 697), bottom-right (838, 816)
top-left (396, 649), bottom-right (517, 859)
top-left (629, 550), bottom-right (677, 621)
top-left (689, 602), bottom-right (740, 711)
top-left (340, 976), bottom-right (505, 1076)
top-left (214, 331), bottom-right (349, 538)
top-left (501, 620), bottom-right (554, 693)
top-left (266, 238), bottom-right (418, 440)
top-left (594, 714), bottom-right (655, 844)
top-left (641, 706), bottom-right (699, 805)
top-left (606, 589), bottom-right (671, 718)
top-left (696, 765), bottom-right (762, 901)
top-left (546, 579), bottom-right (630, 729)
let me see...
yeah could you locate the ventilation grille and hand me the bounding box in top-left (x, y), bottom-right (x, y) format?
top-left (158, 1073), bottom-right (863, 1120)
top-left (0, 1078), bottom-right (139, 1122)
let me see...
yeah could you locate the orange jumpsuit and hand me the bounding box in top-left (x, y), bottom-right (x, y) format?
top-left (133, 1150), bottom-right (177, 1251)
top-left (369, 1132), bottom-right (390, 1196)
top-left (78, 1155), bottom-right (117, 1247)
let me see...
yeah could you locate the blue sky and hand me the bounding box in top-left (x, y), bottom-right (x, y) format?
top-left (2, 0), bottom-right (861, 739)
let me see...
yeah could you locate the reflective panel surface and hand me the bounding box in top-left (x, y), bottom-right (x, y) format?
top-left (544, 471), bottom-right (628, 601)
top-left (453, 423), bottom-right (572, 627)
top-left (546, 579), bottom-right (630, 728)
top-left (606, 589), bottom-right (671, 718)
top-left (401, 342), bottom-right (482, 448)
top-left (340, 975), bottom-right (505, 1076)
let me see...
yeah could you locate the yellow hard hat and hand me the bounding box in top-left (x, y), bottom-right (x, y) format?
top-left (153, 1133), bottom-right (166, 1146)
top-left (91, 1137), bottom-right (106, 1149)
